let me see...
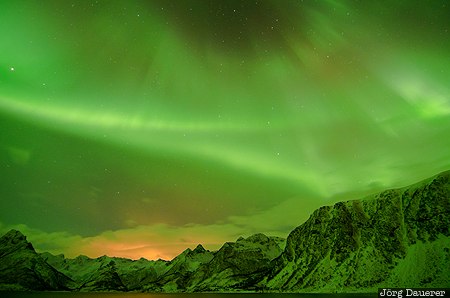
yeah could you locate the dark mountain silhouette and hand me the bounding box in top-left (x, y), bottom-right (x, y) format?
top-left (0, 230), bottom-right (74, 291)
top-left (1, 170), bottom-right (448, 292)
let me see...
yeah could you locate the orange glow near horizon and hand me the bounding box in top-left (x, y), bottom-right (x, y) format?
top-left (66, 236), bottom-right (224, 261)
top-left (76, 241), bottom-right (185, 261)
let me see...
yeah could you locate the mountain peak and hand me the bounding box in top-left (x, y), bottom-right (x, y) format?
top-left (192, 244), bottom-right (206, 253)
top-left (244, 233), bottom-right (269, 243)
top-left (2, 229), bottom-right (27, 242)
top-left (0, 229), bottom-right (34, 256)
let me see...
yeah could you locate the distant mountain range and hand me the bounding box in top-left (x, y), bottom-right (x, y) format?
top-left (1, 171), bottom-right (449, 292)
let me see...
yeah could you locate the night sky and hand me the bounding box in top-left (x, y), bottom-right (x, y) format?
top-left (1, 0), bottom-right (449, 260)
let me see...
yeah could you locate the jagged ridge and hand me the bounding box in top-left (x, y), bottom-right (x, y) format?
top-left (1, 170), bottom-right (449, 292)
top-left (0, 230), bottom-right (74, 291)
top-left (263, 170), bottom-right (450, 292)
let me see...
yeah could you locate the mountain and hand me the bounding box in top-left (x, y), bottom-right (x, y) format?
top-left (40, 234), bottom-right (284, 292)
top-left (262, 170), bottom-right (450, 292)
top-left (1, 170), bottom-right (449, 292)
top-left (186, 234), bottom-right (285, 292)
top-left (41, 253), bottom-right (168, 291)
top-left (143, 244), bottom-right (215, 292)
top-left (0, 229), bottom-right (73, 291)
top-left (78, 259), bottom-right (127, 292)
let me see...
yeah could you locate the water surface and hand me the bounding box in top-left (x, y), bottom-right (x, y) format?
top-left (0, 292), bottom-right (378, 298)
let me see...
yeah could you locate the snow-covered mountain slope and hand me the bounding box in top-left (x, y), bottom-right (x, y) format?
top-left (41, 252), bottom-right (168, 291)
top-left (0, 230), bottom-right (73, 291)
top-left (39, 234), bottom-right (284, 292)
top-left (262, 170), bottom-right (450, 292)
top-left (1, 170), bottom-right (448, 292)
top-left (78, 259), bottom-right (127, 292)
top-left (186, 233), bottom-right (285, 291)
top-left (143, 244), bottom-right (215, 292)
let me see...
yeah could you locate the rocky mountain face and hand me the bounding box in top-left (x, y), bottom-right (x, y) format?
top-left (143, 244), bottom-right (215, 292)
top-left (262, 170), bottom-right (450, 292)
top-left (41, 252), bottom-right (167, 291)
top-left (39, 234), bottom-right (284, 292)
top-left (186, 234), bottom-right (285, 292)
top-left (0, 230), bottom-right (73, 291)
top-left (1, 170), bottom-right (448, 292)
top-left (78, 259), bottom-right (127, 292)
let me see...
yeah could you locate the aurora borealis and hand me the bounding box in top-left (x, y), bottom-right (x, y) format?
top-left (0, 0), bottom-right (449, 260)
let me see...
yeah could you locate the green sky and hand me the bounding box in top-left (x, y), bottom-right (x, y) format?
top-left (0, 0), bottom-right (449, 260)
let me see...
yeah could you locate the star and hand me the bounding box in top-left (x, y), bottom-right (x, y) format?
top-left (0, 0), bottom-right (448, 262)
